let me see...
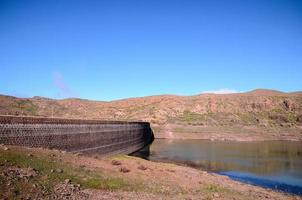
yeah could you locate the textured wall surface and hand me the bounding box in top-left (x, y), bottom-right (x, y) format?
top-left (0, 115), bottom-right (154, 155)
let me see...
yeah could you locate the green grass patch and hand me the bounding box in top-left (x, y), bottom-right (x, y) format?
top-left (204, 184), bottom-right (219, 193)
top-left (237, 113), bottom-right (258, 124)
top-left (287, 112), bottom-right (297, 124)
top-left (180, 110), bottom-right (204, 123)
top-left (270, 108), bottom-right (285, 114)
top-left (201, 183), bottom-right (242, 198)
top-left (108, 154), bottom-right (132, 161)
top-left (14, 100), bottom-right (38, 115)
top-left (0, 149), bottom-right (133, 191)
top-left (126, 105), bottom-right (148, 113)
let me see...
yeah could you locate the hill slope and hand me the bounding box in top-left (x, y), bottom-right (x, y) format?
top-left (1, 89), bottom-right (302, 140)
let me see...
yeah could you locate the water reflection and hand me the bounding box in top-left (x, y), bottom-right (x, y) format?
top-left (148, 139), bottom-right (302, 195)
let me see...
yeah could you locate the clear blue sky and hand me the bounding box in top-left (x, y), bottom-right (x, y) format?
top-left (0, 0), bottom-right (301, 100)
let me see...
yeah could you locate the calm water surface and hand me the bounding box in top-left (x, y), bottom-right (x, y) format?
top-left (148, 139), bottom-right (302, 195)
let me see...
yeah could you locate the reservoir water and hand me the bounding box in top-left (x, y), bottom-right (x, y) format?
top-left (147, 139), bottom-right (302, 195)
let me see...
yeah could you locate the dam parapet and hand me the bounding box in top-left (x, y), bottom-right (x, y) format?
top-left (0, 115), bottom-right (154, 156)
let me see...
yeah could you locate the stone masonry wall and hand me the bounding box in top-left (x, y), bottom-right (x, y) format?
top-left (0, 115), bottom-right (154, 155)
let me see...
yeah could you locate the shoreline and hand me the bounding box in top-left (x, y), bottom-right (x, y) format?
top-left (145, 138), bottom-right (302, 196)
top-left (1, 145), bottom-right (301, 200)
top-left (154, 136), bottom-right (302, 142)
top-left (144, 155), bottom-right (302, 196)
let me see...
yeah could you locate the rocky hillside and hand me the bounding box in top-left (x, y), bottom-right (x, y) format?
top-left (1, 89), bottom-right (302, 139)
top-left (1, 89), bottom-right (301, 126)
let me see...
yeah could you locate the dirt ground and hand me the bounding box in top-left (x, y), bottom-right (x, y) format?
top-left (0, 145), bottom-right (301, 200)
top-left (154, 124), bottom-right (302, 141)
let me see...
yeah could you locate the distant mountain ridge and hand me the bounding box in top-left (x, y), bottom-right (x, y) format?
top-left (0, 89), bottom-right (302, 129)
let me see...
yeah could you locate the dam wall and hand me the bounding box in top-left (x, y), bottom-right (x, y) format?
top-left (0, 115), bottom-right (154, 155)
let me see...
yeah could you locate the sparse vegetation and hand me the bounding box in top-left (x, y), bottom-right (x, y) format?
top-left (204, 184), bottom-right (220, 193)
top-left (181, 110), bottom-right (204, 122)
top-left (0, 149), bottom-right (136, 193)
top-left (0, 90), bottom-right (301, 140)
top-left (0, 146), bottom-right (298, 199)
top-left (14, 100), bottom-right (38, 115)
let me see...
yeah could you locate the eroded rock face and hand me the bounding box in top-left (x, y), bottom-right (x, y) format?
top-left (283, 99), bottom-right (295, 111)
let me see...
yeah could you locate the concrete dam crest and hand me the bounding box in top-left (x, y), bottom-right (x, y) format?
top-left (0, 115), bottom-right (154, 156)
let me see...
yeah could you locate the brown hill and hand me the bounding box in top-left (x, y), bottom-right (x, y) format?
top-left (1, 89), bottom-right (302, 140)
